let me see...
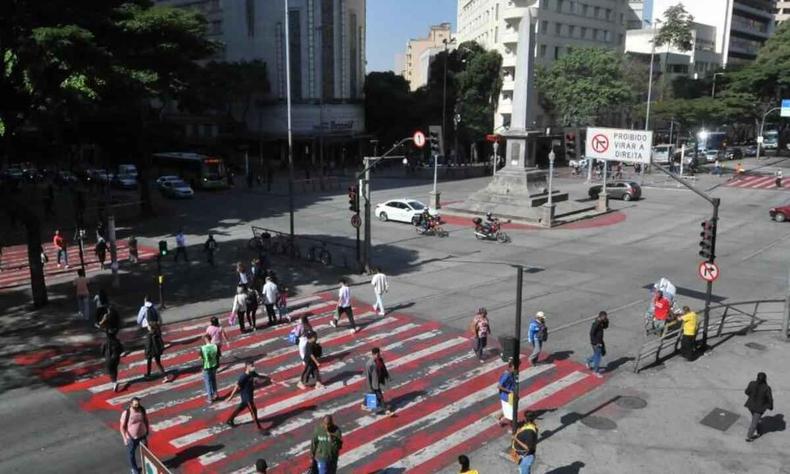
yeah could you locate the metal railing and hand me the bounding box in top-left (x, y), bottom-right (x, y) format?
top-left (248, 225), bottom-right (357, 270)
top-left (633, 299), bottom-right (786, 373)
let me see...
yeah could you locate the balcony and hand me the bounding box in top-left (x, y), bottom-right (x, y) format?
top-left (502, 54), bottom-right (517, 69)
top-left (501, 76), bottom-right (515, 91)
top-left (503, 2), bottom-right (528, 21)
top-left (502, 29), bottom-right (520, 45)
top-left (498, 99), bottom-right (513, 115)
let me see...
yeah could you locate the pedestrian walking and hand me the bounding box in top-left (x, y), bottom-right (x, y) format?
top-left (246, 286), bottom-right (260, 330)
top-left (527, 312), bottom-right (548, 365)
top-left (206, 316), bottom-right (230, 361)
top-left (293, 315), bottom-right (313, 363)
top-left (469, 308), bottom-right (491, 362)
top-left (262, 276), bottom-right (279, 326)
top-left (73, 269), bottom-right (91, 320)
top-left (585, 311), bottom-right (608, 378)
top-left (714, 159), bottom-right (722, 176)
top-left (128, 235), bottom-right (138, 264)
top-left (119, 397), bottom-right (150, 474)
top-left (678, 306), bottom-right (698, 361)
top-left (255, 459), bottom-right (268, 473)
top-left (237, 261), bottom-right (250, 287)
top-left (776, 169), bottom-right (783, 188)
top-left (53, 229), bottom-right (69, 268)
top-left (101, 332), bottom-right (124, 392)
top-left (144, 322), bottom-right (171, 382)
top-left (173, 228), bottom-right (188, 262)
top-left (370, 267), bottom-right (389, 316)
top-left (95, 237), bottom-right (107, 270)
top-left (199, 334), bottom-right (220, 404)
top-left (231, 285), bottom-right (250, 333)
top-left (457, 454), bottom-right (478, 474)
top-left (298, 332), bottom-right (324, 389)
top-left (204, 233), bottom-right (218, 266)
top-left (310, 415), bottom-right (343, 474)
top-left (651, 290), bottom-right (670, 335)
top-left (511, 412), bottom-right (539, 474)
top-left (136, 295), bottom-right (161, 330)
top-left (496, 360), bottom-right (516, 426)
top-left (96, 290), bottom-right (120, 336)
top-left (745, 372), bottom-right (774, 442)
top-left (276, 285), bottom-right (290, 322)
top-left (362, 347), bottom-right (394, 416)
top-left (736, 162), bottom-right (745, 176)
top-left (225, 361), bottom-right (265, 430)
top-left (331, 279), bottom-right (358, 333)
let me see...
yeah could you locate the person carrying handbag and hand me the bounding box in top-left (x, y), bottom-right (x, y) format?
top-left (511, 412), bottom-right (538, 474)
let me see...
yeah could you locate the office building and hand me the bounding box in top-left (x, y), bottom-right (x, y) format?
top-left (400, 23), bottom-right (454, 91)
top-left (458, 0), bottom-right (628, 129)
top-left (774, 0), bottom-right (790, 23)
top-left (156, 0), bottom-right (367, 166)
top-left (625, 21), bottom-right (722, 78)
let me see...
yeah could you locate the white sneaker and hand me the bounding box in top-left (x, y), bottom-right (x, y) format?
top-left (330, 320), bottom-right (337, 328)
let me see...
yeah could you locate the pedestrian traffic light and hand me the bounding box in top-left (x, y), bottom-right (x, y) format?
top-left (429, 131), bottom-right (441, 156)
top-left (348, 185), bottom-right (359, 213)
top-left (699, 219), bottom-right (717, 260)
top-left (158, 240), bottom-right (168, 257)
top-left (565, 131), bottom-right (577, 161)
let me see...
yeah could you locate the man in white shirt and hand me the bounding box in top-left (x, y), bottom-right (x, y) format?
top-left (174, 229), bottom-right (188, 262)
top-left (136, 295), bottom-right (160, 329)
top-left (332, 279), bottom-right (358, 333)
top-left (370, 267), bottom-right (389, 316)
top-left (261, 276), bottom-right (279, 326)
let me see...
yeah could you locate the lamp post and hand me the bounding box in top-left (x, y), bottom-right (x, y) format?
top-left (711, 72), bottom-right (725, 98)
top-left (284, 0), bottom-right (295, 239)
top-left (644, 19), bottom-right (660, 132)
top-left (756, 106), bottom-right (780, 161)
top-left (541, 149), bottom-right (556, 227)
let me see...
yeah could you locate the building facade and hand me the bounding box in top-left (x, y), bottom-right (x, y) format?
top-left (156, 0), bottom-right (366, 167)
top-left (400, 23), bottom-right (454, 91)
top-left (458, 0), bottom-right (628, 129)
top-left (777, 1), bottom-right (790, 23)
top-left (639, 0), bottom-right (775, 66)
top-left (625, 21), bottom-right (721, 78)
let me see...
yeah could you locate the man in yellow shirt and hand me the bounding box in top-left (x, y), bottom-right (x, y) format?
top-left (679, 306), bottom-right (698, 361)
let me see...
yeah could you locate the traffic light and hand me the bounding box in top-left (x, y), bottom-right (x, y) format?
top-left (158, 240), bottom-right (168, 257)
top-left (565, 131), bottom-right (577, 161)
top-left (699, 219), bottom-right (717, 260)
top-left (348, 185), bottom-right (359, 213)
top-left (429, 131), bottom-right (441, 156)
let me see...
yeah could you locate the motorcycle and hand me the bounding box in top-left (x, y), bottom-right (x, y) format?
top-left (473, 217), bottom-right (510, 243)
top-left (415, 216), bottom-right (448, 237)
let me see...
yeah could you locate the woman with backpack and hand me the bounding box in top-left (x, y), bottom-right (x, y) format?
top-left (246, 286), bottom-right (260, 331)
top-left (101, 332), bottom-right (124, 392)
top-left (144, 322), bottom-right (171, 383)
top-left (469, 308), bottom-right (491, 362)
top-left (527, 311), bottom-right (548, 365)
top-left (119, 397), bottom-right (150, 474)
top-left (231, 284), bottom-right (249, 333)
top-left (298, 331), bottom-right (323, 390)
top-left (291, 315), bottom-right (313, 365)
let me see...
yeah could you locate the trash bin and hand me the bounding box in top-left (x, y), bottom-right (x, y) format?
top-left (498, 336), bottom-right (518, 363)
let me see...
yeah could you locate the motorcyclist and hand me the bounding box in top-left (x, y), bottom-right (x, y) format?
top-left (481, 212), bottom-right (498, 235)
top-left (416, 208), bottom-right (432, 232)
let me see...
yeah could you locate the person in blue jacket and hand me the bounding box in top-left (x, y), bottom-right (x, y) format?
top-left (527, 312), bottom-right (547, 365)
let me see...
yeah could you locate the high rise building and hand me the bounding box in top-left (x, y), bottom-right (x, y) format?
top-left (775, 0), bottom-right (790, 23)
top-left (457, 0), bottom-right (628, 129)
top-left (156, 0), bottom-right (366, 166)
top-left (400, 23), bottom-right (454, 91)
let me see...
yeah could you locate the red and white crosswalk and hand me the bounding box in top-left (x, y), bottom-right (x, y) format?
top-left (0, 240), bottom-right (156, 289)
top-left (14, 292), bottom-right (605, 473)
top-left (725, 174), bottom-right (786, 190)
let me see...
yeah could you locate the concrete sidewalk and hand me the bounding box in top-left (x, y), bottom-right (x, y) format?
top-left (441, 330), bottom-right (790, 474)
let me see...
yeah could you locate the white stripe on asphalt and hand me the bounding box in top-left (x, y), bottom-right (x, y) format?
top-left (382, 371), bottom-right (590, 471)
top-left (168, 335), bottom-right (465, 449)
top-left (147, 324), bottom-right (434, 418)
top-left (107, 312), bottom-right (380, 404)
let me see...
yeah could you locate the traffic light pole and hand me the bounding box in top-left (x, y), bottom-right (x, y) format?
top-left (511, 264), bottom-right (523, 435)
top-left (157, 254), bottom-right (165, 309)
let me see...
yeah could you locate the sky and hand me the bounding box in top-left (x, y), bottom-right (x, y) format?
top-left (366, 0), bottom-right (457, 72)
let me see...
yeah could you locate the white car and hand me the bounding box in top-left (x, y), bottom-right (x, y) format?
top-left (160, 179), bottom-right (194, 199)
top-left (156, 175), bottom-right (181, 189)
top-left (375, 199), bottom-right (437, 224)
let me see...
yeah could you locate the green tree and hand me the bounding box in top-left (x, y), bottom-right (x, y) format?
top-left (654, 4), bottom-right (694, 51)
top-left (536, 48), bottom-right (634, 127)
top-left (363, 71), bottom-right (416, 149)
top-left (455, 43), bottom-right (502, 149)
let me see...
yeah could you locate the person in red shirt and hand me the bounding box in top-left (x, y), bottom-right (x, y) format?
top-left (651, 290), bottom-right (670, 334)
top-left (53, 229), bottom-right (69, 268)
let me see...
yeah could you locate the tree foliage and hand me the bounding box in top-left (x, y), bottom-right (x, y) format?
top-left (536, 48), bottom-right (634, 126)
top-left (654, 4), bottom-right (694, 52)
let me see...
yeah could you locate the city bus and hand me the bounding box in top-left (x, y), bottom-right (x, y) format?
top-left (763, 130), bottom-right (779, 150)
top-left (696, 131), bottom-right (727, 153)
top-left (152, 152), bottom-right (228, 189)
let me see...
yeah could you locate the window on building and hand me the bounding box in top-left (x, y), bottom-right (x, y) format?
top-left (620, 13), bottom-right (624, 24)
top-left (555, 22), bottom-right (562, 35)
top-left (540, 44), bottom-right (547, 57)
top-left (569, 1), bottom-right (576, 13)
top-left (605, 8), bottom-right (612, 20)
top-left (554, 46), bottom-right (561, 59)
top-left (619, 33), bottom-right (624, 45)
top-left (594, 6), bottom-right (600, 18)
top-left (592, 28), bottom-right (598, 40)
top-left (582, 4), bottom-right (588, 16)
top-left (568, 25), bottom-right (576, 37)
top-left (581, 26), bottom-right (587, 38)
top-left (495, 3), bottom-right (499, 20)
top-left (604, 30), bottom-right (611, 42)
top-left (541, 20), bottom-right (548, 32)
top-left (556, 0), bottom-right (563, 13)
top-left (495, 26), bottom-right (498, 42)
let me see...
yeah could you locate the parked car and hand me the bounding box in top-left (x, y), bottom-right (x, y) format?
top-left (704, 150), bottom-right (720, 163)
top-left (744, 144), bottom-right (758, 157)
top-left (588, 181), bottom-right (642, 201)
top-left (769, 204), bottom-right (790, 222)
top-left (160, 179), bottom-right (194, 199)
top-left (723, 147), bottom-right (743, 161)
top-left (111, 174), bottom-right (138, 190)
top-left (118, 163), bottom-right (138, 179)
top-left (55, 170), bottom-right (79, 185)
top-left (156, 175), bottom-right (181, 189)
top-left (375, 199), bottom-right (437, 224)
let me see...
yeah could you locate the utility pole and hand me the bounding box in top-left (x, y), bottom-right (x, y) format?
top-left (284, 0), bottom-right (295, 240)
top-left (511, 265), bottom-right (523, 434)
top-left (782, 266), bottom-right (790, 341)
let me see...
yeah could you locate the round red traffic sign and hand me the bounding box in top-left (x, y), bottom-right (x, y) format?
top-left (413, 131), bottom-right (426, 148)
top-left (591, 134), bottom-right (609, 153)
top-left (698, 261), bottom-right (719, 282)
top-left (351, 214), bottom-right (361, 228)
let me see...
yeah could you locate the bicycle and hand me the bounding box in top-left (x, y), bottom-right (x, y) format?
top-left (306, 242), bottom-right (332, 266)
top-left (247, 231), bottom-right (272, 252)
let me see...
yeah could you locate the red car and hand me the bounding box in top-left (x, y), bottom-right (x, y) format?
top-left (769, 204), bottom-right (790, 222)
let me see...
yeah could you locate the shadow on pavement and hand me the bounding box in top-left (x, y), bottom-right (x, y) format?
top-left (546, 461), bottom-right (586, 473)
top-left (540, 396), bottom-right (621, 442)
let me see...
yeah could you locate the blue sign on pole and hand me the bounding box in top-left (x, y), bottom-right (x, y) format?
top-left (781, 99), bottom-right (790, 117)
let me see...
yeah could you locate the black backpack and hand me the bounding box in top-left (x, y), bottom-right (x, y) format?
top-left (246, 291), bottom-right (258, 307)
top-left (313, 342), bottom-right (323, 358)
top-left (539, 325), bottom-right (548, 342)
top-left (146, 305), bottom-right (160, 325)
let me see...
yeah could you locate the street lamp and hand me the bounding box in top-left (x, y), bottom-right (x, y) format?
top-left (711, 72), bottom-right (725, 98)
top-left (644, 19), bottom-right (661, 132)
top-left (542, 149), bottom-right (556, 227)
top-left (756, 106), bottom-right (780, 161)
top-left (547, 150), bottom-right (556, 208)
top-left (284, 0), bottom-right (295, 239)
